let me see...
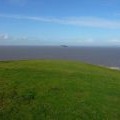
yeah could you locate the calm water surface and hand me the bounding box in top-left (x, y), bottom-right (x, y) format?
top-left (0, 46), bottom-right (120, 67)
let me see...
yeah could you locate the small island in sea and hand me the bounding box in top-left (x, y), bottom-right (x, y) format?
top-left (61, 45), bottom-right (68, 47)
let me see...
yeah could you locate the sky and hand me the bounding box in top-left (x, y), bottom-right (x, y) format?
top-left (0, 0), bottom-right (120, 46)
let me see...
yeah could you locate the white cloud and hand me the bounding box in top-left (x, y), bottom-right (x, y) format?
top-left (74, 38), bottom-right (94, 43)
top-left (109, 39), bottom-right (120, 43)
top-left (0, 33), bottom-right (120, 46)
top-left (1, 14), bottom-right (120, 29)
top-left (84, 38), bottom-right (94, 43)
top-left (0, 34), bottom-right (9, 40)
top-left (65, 17), bottom-right (120, 28)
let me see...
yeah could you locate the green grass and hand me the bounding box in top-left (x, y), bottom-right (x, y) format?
top-left (0, 60), bottom-right (120, 120)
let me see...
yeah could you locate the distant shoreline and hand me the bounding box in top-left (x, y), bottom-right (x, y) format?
top-left (98, 65), bottom-right (120, 71)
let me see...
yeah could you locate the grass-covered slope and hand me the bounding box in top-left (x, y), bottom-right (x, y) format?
top-left (0, 60), bottom-right (120, 120)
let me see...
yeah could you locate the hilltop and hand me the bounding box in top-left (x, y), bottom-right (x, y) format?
top-left (0, 60), bottom-right (120, 120)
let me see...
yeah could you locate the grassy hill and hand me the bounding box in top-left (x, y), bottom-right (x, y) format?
top-left (0, 60), bottom-right (120, 120)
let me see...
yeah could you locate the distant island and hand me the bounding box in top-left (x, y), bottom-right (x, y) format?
top-left (61, 45), bottom-right (68, 47)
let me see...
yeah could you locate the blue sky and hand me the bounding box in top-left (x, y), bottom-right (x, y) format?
top-left (0, 0), bottom-right (120, 46)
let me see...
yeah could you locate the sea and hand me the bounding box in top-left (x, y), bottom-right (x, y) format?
top-left (0, 46), bottom-right (120, 68)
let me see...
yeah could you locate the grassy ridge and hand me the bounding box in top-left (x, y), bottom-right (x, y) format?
top-left (0, 60), bottom-right (120, 120)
